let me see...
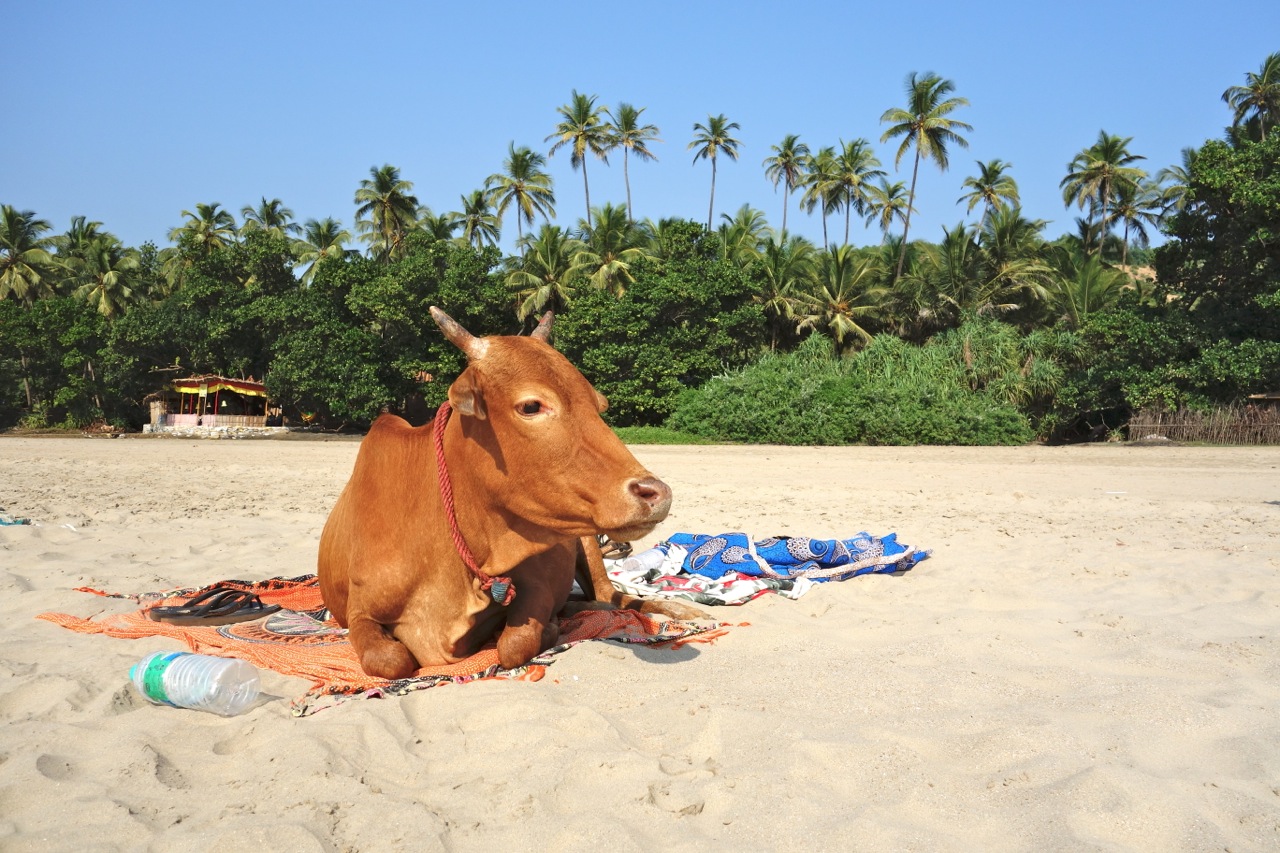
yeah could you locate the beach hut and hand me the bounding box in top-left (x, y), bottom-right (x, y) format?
top-left (153, 375), bottom-right (277, 429)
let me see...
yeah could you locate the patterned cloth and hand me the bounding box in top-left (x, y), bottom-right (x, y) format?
top-left (602, 532), bottom-right (930, 606)
top-left (37, 575), bottom-right (730, 716)
top-left (608, 549), bottom-right (816, 606)
top-left (667, 532), bottom-right (928, 581)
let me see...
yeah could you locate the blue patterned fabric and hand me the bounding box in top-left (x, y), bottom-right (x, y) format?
top-left (665, 532), bottom-right (929, 582)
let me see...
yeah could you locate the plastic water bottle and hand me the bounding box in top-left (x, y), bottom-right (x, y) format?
top-left (617, 544), bottom-right (669, 573)
top-left (129, 651), bottom-right (261, 716)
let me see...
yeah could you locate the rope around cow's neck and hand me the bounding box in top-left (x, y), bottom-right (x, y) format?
top-left (432, 402), bottom-right (516, 606)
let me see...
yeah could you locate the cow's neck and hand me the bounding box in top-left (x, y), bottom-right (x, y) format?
top-left (436, 403), bottom-right (567, 583)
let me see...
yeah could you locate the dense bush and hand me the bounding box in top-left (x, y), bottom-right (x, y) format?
top-left (668, 331), bottom-right (1035, 445)
top-left (553, 223), bottom-right (765, 426)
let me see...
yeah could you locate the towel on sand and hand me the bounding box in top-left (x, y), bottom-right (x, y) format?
top-left (37, 575), bottom-right (729, 716)
top-left (666, 532), bottom-right (929, 581)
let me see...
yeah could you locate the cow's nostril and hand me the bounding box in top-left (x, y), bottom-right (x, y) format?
top-left (628, 476), bottom-right (672, 511)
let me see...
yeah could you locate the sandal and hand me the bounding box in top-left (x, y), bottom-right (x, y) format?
top-left (146, 586), bottom-right (281, 625)
top-left (596, 534), bottom-right (633, 560)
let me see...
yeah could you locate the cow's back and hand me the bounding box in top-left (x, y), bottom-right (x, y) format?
top-left (318, 414), bottom-right (436, 626)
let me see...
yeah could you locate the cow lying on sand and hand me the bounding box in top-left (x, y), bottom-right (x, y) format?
top-left (318, 308), bottom-right (706, 679)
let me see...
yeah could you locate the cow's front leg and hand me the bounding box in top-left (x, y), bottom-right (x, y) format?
top-left (348, 614), bottom-right (419, 680)
top-left (496, 586), bottom-right (559, 670)
top-left (573, 535), bottom-right (711, 621)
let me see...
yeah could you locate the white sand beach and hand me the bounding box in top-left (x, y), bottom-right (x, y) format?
top-left (1, 436), bottom-right (1278, 851)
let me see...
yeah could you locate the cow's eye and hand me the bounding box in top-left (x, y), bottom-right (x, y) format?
top-left (517, 400), bottom-right (543, 416)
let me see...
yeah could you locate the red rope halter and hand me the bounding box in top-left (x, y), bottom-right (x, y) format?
top-left (432, 402), bottom-right (516, 606)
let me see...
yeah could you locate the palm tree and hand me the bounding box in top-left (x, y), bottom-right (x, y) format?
top-left (717, 204), bottom-right (770, 267)
top-left (507, 224), bottom-right (585, 320)
top-left (72, 236), bottom-right (139, 319)
top-left (1045, 247), bottom-right (1131, 328)
top-left (795, 245), bottom-right (884, 354)
top-left (958, 159), bottom-right (1020, 220)
top-left (864, 178), bottom-right (914, 244)
top-left (1223, 52), bottom-right (1280, 142)
top-left (1156, 147), bottom-right (1199, 217)
top-left (569, 203), bottom-right (650, 295)
top-left (485, 143), bottom-right (556, 244)
top-left (0, 206), bottom-right (59, 304)
top-left (416, 207), bottom-right (460, 241)
top-left (52, 216), bottom-right (110, 262)
top-left (832, 139), bottom-right (885, 245)
top-left (452, 190), bottom-right (501, 249)
top-left (1110, 179), bottom-right (1163, 266)
top-left (641, 217), bottom-right (699, 261)
top-left (973, 206), bottom-right (1053, 316)
top-left (799, 146), bottom-right (839, 248)
top-left (292, 218), bottom-right (352, 284)
top-left (168, 203), bottom-right (238, 256)
top-left (604, 103), bottom-right (661, 223)
top-left (757, 232), bottom-right (817, 349)
top-left (240, 197), bottom-right (300, 239)
top-left (354, 164), bottom-right (420, 262)
top-left (546, 90), bottom-right (611, 218)
top-left (763, 134), bottom-right (810, 236)
top-left (896, 210), bottom-right (1051, 334)
top-left (1060, 131), bottom-right (1147, 256)
top-left (689, 114), bottom-right (743, 231)
top-left (880, 71), bottom-right (973, 279)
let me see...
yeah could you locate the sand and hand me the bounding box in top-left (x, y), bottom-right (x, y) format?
top-left (1, 436), bottom-right (1278, 851)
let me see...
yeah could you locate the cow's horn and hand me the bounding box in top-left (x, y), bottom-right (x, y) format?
top-left (531, 311), bottom-right (554, 341)
top-left (430, 307), bottom-right (487, 361)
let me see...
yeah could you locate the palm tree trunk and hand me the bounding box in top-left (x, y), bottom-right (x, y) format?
top-left (845, 199), bottom-right (852, 246)
top-left (895, 149), bottom-right (923, 280)
top-left (1098, 188), bottom-right (1110, 258)
top-left (86, 358), bottom-right (102, 412)
top-left (707, 158), bottom-right (717, 231)
top-left (624, 150), bottom-right (633, 224)
top-left (20, 354), bottom-right (32, 409)
top-left (582, 161), bottom-right (591, 219)
top-left (781, 180), bottom-right (789, 237)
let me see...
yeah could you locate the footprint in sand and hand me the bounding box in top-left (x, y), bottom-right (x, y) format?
top-left (35, 753), bottom-right (74, 782)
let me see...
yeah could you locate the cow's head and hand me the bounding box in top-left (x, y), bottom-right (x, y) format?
top-left (430, 307), bottom-right (671, 542)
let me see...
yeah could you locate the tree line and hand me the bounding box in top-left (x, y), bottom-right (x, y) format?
top-left (1, 55), bottom-right (1277, 441)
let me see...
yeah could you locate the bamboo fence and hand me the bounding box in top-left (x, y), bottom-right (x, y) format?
top-left (1127, 405), bottom-right (1280, 444)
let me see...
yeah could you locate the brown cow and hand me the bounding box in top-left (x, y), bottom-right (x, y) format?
top-left (318, 307), bottom-right (705, 679)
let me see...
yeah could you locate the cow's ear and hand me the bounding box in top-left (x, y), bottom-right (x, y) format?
top-left (449, 371), bottom-right (487, 420)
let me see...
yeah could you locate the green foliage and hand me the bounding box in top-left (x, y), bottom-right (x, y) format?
top-left (1047, 130), bottom-right (1280, 435)
top-left (0, 296), bottom-right (113, 428)
top-left (1155, 133), bottom-right (1280, 343)
top-left (1056, 299), bottom-right (1193, 414)
top-left (554, 224), bottom-right (765, 426)
top-left (4, 58), bottom-right (1276, 444)
top-left (669, 325), bottom-right (1036, 445)
top-left (267, 234), bottom-right (510, 423)
top-left (612, 426), bottom-right (719, 445)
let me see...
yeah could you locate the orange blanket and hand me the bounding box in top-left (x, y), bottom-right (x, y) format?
top-left (37, 575), bottom-right (729, 715)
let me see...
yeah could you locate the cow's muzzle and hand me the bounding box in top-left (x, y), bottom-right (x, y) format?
top-left (597, 475), bottom-right (673, 542)
top-left (628, 475), bottom-right (672, 518)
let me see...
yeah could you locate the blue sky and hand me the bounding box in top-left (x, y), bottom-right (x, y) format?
top-left (5, 1), bottom-right (1278, 254)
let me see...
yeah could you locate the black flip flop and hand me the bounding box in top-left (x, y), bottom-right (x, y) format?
top-left (596, 534), bottom-right (633, 560)
top-left (146, 587), bottom-right (281, 626)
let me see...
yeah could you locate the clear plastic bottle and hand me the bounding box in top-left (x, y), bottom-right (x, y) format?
top-left (129, 651), bottom-right (261, 716)
top-left (617, 544), bottom-right (669, 573)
